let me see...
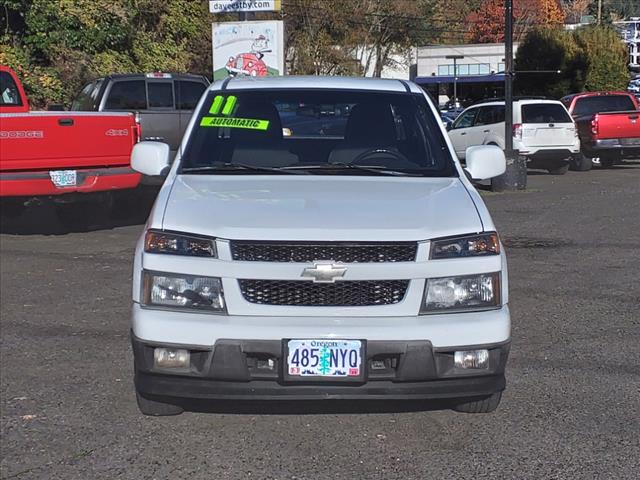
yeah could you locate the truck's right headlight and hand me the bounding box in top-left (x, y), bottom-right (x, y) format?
top-left (421, 272), bottom-right (500, 314)
top-left (142, 271), bottom-right (225, 312)
top-left (145, 230), bottom-right (217, 258)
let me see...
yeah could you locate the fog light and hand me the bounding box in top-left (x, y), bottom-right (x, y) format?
top-left (257, 358), bottom-right (275, 370)
top-left (154, 348), bottom-right (190, 369)
top-left (454, 349), bottom-right (489, 369)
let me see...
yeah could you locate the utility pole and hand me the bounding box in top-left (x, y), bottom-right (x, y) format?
top-left (493, 0), bottom-right (527, 191)
top-left (597, 0), bottom-right (602, 25)
top-left (446, 54), bottom-right (464, 109)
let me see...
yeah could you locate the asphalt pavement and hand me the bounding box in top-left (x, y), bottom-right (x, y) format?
top-left (1, 165), bottom-right (639, 479)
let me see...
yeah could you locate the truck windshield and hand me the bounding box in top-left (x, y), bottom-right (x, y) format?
top-left (180, 89), bottom-right (456, 177)
top-left (573, 95), bottom-right (637, 117)
top-left (0, 71), bottom-right (22, 106)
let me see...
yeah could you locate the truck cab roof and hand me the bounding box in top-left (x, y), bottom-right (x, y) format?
top-left (208, 75), bottom-right (424, 94)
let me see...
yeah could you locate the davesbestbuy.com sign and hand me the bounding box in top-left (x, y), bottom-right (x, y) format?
top-left (209, 0), bottom-right (281, 13)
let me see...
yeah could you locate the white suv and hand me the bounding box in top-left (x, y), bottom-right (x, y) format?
top-left (129, 76), bottom-right (510, 416)
top-left (448, 99), bottom-right (580, 174)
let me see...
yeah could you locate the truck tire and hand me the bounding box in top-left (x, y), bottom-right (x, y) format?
top-left (452, 391), bottom-right (502, 413)
top-left (547, 163), bottom-right (569, 175)
top-left (569, 154), bottom-right (593, 172)
top-left (136, 390), bottom-right (183, 416)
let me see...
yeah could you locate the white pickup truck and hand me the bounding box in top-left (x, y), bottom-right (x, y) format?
top-left (129, 76), bottom-right (510, 416)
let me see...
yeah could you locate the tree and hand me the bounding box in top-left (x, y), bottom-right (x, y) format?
top-left (515, 24), bottom-right (629, 96)
top-left (283, 0), bottom-right (437, 77)
top-left (575, 26), bottom-right (629, 91)
top-left (0, 0), bottom-right (212, 108)
top-left (515, 27), bottom-right (587, 97)
top-left (466, 0), bottom-right (565, 43)
top-left (561, 0), bottom-right (591, 24)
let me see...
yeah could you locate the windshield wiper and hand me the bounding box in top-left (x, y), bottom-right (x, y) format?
top-left (182, 163), bottom-right (310, 175)
top-left (285, 163), bottom-right (422, 177)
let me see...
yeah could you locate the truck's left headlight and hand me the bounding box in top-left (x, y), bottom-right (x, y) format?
top-left (142, 271), bottom-right (225, 312)
top-left (421, 273), bottom-right (500, 314)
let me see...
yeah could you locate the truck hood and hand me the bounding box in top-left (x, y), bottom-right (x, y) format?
top-left (161, 175), bottom-right (483, 241)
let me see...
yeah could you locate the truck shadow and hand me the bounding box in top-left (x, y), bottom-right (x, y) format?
top-left (0, 187), bottom-right (159, 235)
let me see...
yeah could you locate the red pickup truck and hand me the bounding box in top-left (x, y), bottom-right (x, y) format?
top-left (0, 66), bottom-right (141, 217)
top-left (561, 92), bottom-right (640, 169)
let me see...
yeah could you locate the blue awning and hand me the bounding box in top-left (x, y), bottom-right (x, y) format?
top-left (414, 74), bottom-right (506, 85)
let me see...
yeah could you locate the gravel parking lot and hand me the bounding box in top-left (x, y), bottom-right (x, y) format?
top-left (1, 165), bottom-right (639, 479)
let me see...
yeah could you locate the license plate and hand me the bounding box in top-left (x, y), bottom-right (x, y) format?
top-left (49, 170), bottom-right (77, 187)
top-left (287, 339), bottom-right (362, 378)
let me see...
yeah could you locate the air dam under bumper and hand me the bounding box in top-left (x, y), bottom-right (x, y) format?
top-left (132, 335), bottom-right (510, 401)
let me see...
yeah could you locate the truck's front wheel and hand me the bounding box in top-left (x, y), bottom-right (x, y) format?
top-left (136, 390), bottom-right (183, 416)
top-left (452, 391), bottom-right (502, 413)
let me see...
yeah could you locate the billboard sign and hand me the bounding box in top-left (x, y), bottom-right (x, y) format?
top-left (209, 0), bottom-right (281, 13)
top-left (212, 21), bottom-right (284, 81)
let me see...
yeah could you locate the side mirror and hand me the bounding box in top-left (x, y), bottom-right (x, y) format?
top-left (446, 122), bottom-right (453, 131)
top-left (464, 145), bottom-right (506, 180)
top-left (131, 141), bottom-right (171, 176)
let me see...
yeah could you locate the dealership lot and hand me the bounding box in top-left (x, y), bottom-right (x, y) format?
top-left (1, 165), bottom-right (639, 479)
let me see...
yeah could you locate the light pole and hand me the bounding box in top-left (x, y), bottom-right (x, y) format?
top-left (493, 0), bottom-right (527, 191)
top-left (446, 54), bottom-right (464, 108)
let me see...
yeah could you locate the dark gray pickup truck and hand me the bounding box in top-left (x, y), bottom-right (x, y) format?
top-left (72, 73), bottom-right (209, 166)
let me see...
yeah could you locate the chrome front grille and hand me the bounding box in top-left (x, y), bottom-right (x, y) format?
top-left (238, 279), bottom-right (410, 307)
top-left (230, 241), bottom-right (417, 263)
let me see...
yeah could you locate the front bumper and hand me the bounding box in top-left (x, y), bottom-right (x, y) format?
top-left (133, 335), bottom-right (510, 401)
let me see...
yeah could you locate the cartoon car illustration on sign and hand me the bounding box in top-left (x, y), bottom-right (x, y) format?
top-left (225, 34), bottom-right (272, 77)
top-left (225, 53), bottom-right (269, 77)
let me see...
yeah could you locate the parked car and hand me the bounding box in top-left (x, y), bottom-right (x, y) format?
top-left (0, 65), bottom-right (141, 220)
top-left (561, 92), bottom-right (640, 169)
top-left (71, 72), bottom-right (209, 170)
top-left (440, 109), bottom-right (462, 129)
top-left (128, 76), bottom-right (510, 416)
top-left (447, 98), bottom-right (580, 175)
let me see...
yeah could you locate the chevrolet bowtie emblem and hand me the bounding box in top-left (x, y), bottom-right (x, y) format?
top-left (301, 263), bottom-right (347, 283)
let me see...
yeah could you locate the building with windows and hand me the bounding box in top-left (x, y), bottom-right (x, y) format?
top-left (413, 43), bottom-right (519, 107)
top-left (615, 19), bottom-right (640, 71)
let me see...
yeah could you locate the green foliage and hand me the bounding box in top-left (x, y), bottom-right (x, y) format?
top-left (0, 43), bottom-right (65, 106)
top-left (1, 0), bottom-right (212, 108)
top-left (515, 25), bottom-right (629, 97)
top-left (574, 26), bottom-right (629, 91)
top-left (515, 27), bottom-right (587, 97)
